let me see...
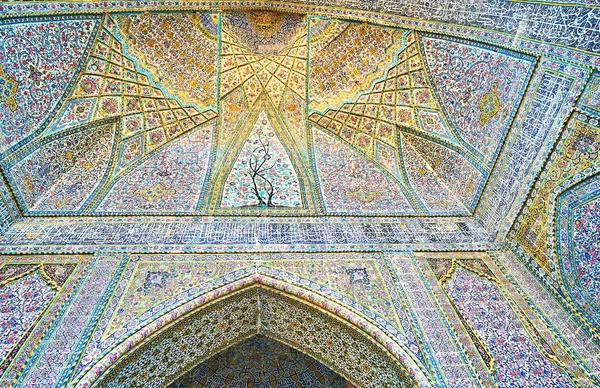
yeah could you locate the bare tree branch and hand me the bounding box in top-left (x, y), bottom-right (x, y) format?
top-left (246, 134), bottom-right (278, 207)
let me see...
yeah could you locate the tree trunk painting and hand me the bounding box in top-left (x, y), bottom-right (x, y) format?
top-left (247, 134), bottom-right (276, 208)
top-left (221, 111), bottom-right (302, 209)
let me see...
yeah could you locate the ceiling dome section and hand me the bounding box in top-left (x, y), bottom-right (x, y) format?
top-left (1, 10), bottom-right (536, 216)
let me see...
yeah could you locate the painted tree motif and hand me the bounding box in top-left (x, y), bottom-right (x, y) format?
top-left (221, 111), bottom-right (302, 209)
top-left (245, 133), bottom-right (278, 207)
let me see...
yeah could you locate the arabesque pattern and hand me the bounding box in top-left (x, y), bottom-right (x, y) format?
top-left (420, 34), bottom-right (534, 162)
top-left (0, 17), bottom-right (99, 154)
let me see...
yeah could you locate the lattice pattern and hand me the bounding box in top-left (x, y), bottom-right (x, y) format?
top-left (48, 16), bottom-right (216, 158)
top-left (220, 13), bottom-right (307, 108)
top-left (309, 31), bottom-right (443, 162)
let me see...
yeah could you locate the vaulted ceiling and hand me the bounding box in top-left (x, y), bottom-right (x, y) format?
top-left (0, 10), bottom-right (536, 217)
top-left (0, 2), bottom-right (599, 388)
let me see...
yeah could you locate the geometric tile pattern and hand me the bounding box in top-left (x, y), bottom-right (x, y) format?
top-left (308, 17), bottom-right (406, 113)
top-left (219, 11), bottom-right (307, 108)
top-left (476, 58), bottom-right (590, 239)
top-left (95, 287), bottom-right (419, 388)
top-left (309, 30), bottom-right (438, 168)
top-left (0, 5), bottom-right (597, 388)
top-left (0, 11), bottom-right (546, 219)
top-left (114, 12), bottom-right (219, 108)
top-left (0, 192), bottom-right (14, 236)
top-left (45, 15), bottom-right (216, 159)
top-left (0, 248), bottom-right (596, 387)
top-left (204, 11), bottom-right (324, 215)
top-left (0, 217), bottom-right (492, 252)
top-left (66, 251), bottom-right (429, 387)
top-left (308, 30), bottom-right (510, 215)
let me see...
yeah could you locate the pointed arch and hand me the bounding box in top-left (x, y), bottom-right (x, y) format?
top-left (73, 275), bottom-right (431, 388)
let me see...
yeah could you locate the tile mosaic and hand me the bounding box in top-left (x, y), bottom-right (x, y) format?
top-left (0, 3), bottom-right (597, 387)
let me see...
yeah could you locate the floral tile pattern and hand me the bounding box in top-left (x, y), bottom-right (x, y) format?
top-left (308, 17), bottom-right (406, 113)
top-left (555, 174), bottom-right (600, 329)
top-left (94, 121), bottom-right (214, 213)
top-left (312, 126), bottom-right (414, 214)
top-left (0, 17), bottom-right (99, 154)
top-left (0, 11), bottom-right (541, 218)
top-left (5, 121), bottom-right (117, 213)
top-left (220, 111), bottom-right (303, 209)
top-left (101, 259), bottom-right (253, 340)
top-left (96, 288), bottom-right (419, 388)
top-left (0, 257), bottom-right (85, 383)
top-left (115, 12), bottom-right (219, 108)
top-left (445, 267), bottom-right (574, 387)
top-left (420, 34), bottom-right (534, 163)
top-left (308, 30), bottom-right (512, 214)
top-left (514, 114), bottom-right (600, 272)
top-left (0, 273), bottom-right (55, 369)
top-left (170, 335), bottom-right (349, 388)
